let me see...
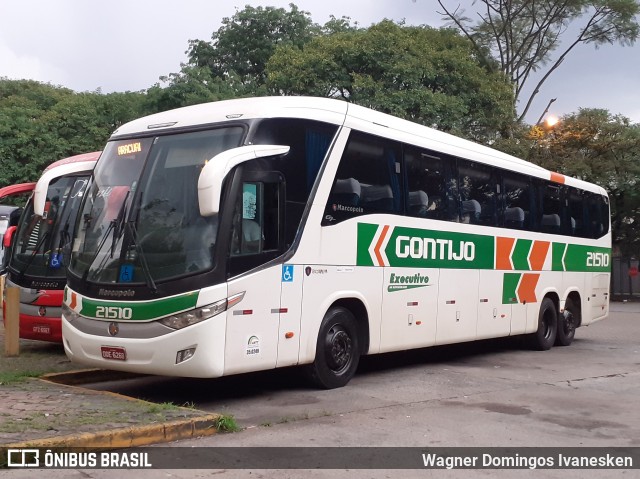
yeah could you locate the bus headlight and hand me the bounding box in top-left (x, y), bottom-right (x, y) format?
top-left (159, 298), bottom-right (228, 330)
top-left (61, 302), bottom-right (80, 323)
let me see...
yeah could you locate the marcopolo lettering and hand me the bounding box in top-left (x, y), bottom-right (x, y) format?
top-left (396, 236), bottom-right (476, 261)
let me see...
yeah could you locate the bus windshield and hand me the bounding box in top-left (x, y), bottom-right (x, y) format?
top-left (11, 175), bottom-right (90, 278)
top-left (69, 127), bottom-right (245, 286)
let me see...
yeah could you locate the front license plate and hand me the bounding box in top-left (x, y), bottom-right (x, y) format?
top-left (101, 346), bottom-right (127, 361)
top-left (33, 324), bottom-right (51, 335)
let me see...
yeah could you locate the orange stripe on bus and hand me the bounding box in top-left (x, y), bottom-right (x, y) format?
top-left (374, 225), bottom-right (390, 266)
top-left (517, 273), bottom-right (540, 304)
top-left (550, 172), bottom-right (565, 184)
top-left (496, 237), bottom-right (515, 270)
top-left (529, 241), bottom-right (550, 271)
top-left (69, 292), bottom-right (78, 310)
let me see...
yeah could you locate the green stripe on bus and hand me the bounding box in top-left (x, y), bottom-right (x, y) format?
top-left (357, 222), bottom-right (610, 273)
top-left (563, 245), bottom-right (611, 272)
top-left (356, 223), bottom-right (379, 267)
top-left (552, 242), bottom-right (566, 271)
top-left (502, 273), bottom-right (521, 304)
top-left (79, 291), bottom-right (199, 321)
top-left (512, 239), bottom-right (532, 271)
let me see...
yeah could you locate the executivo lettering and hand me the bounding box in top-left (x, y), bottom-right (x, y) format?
top-left (388, 272), bottom-right (430, 292)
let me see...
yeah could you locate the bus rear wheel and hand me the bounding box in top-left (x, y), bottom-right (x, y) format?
top-left (527, 297), bottom-right (557, 351)
top-left (556, 297), bottom-right (577, 346)
top-left (308, 306), bottom-right (360, 389)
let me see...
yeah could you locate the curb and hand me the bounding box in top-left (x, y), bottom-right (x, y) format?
top-left (3, 370), bottom-right (222, 449)
top-left (41, 368), bottom-right (146, 386)
top-left (3, 414), bottom-right (221, 449)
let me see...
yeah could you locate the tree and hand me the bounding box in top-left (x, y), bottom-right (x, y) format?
top-left (186, 4), bottom-right (318, 89)
top-left (436, 0), bottom-right (640, 122)
top-left (266, 20), bottom-right (515, 141)
top-left (526, 108), bottom-right (640, 254)
top-left (0, 79), bottom-right (147, 186)
top-left (145, 66), bottom-right (241, 112)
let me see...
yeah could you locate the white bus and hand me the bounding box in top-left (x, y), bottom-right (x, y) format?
top-left (62, 97), bottom-right (610, 388)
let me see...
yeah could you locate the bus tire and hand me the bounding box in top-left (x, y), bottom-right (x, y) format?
top-left (308, 306), bottom-right (360, 389)
top-left (555, 297), bottom-right (577, 346)
top-left (527, 297), bottom-right (557, 351)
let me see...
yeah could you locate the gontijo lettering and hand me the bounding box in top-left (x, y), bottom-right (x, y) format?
top-left (396, 236), bottom-right (475, 261)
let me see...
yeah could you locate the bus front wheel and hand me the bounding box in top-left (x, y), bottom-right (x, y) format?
top-left (308, 306), bottom-right (360, 389)
top-left (528, 297), bottom-right (557, 351)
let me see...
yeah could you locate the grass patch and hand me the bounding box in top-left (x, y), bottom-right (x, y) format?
top-left (213, 414), bottom-right (240, 433)
top-left (0, 370), bottom-right (44, 385)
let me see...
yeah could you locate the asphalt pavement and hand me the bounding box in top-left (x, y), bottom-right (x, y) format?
top-left (1, 300), bottom-right (638, 476)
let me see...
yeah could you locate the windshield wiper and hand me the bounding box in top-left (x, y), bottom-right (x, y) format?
top-left (124, 220), bottom-right (157, 294)
top-left (81, 190), bottom-right (129, 282)
top-left (110, 190), bottom-right (130, 258)
top-left (17, 230), bottom-right (49, 277)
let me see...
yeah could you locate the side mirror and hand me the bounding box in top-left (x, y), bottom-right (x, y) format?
top-left (198, 145), bottom-right (290, 216)
top-left (3, 225), bottom-right (17, 249)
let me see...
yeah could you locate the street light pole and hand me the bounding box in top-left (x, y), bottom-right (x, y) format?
top-left (536, 98), bottom-right (557, 126)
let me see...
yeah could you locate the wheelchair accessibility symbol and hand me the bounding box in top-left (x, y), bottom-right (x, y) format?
top-left (282, 265), bottom-right (294, 282)
top-left (119, 264), bottom-right (134, 283)
top-left (49, 252), bottom-right (63, 269)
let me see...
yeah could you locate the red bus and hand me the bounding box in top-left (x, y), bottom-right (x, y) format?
top-left (3, 152), bottom-right (100, 342)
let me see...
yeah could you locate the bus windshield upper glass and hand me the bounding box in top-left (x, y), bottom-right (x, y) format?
top-left (11, 175), bottom-right (90, 278)
top-left (69, 127), bottom-right (245, 285)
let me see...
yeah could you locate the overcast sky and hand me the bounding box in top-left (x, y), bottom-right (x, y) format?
top-left (1, 0), bottom-right (638, 125)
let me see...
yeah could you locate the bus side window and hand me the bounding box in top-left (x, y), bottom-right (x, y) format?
top-left (502, 173), bottom-right (533, 231)
top-left (231, 181), bottom-right (282, 257)
top-left (566, 188), bottom-right (587, 237)
top-left (587, 193), bottom-right (609, 239)
top-left (404, 148), bottom-right (453, 221)
top-left (457, 160), bottom-right (496, 226)
top-left (539, 183), bottom-right (562, 233)
top-left (323, 132), bottom-right (401, 225)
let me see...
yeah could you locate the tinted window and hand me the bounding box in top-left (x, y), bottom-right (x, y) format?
top-left (324, 132), bottom-right (401, 224)
top-left (587, 192), bottom-right (609, 238)
top-left (502, 173), bottom-right (534, 230)
top-left (457, 160), bottom-right (496, 226)
top-left (404, 148), bottom-right (457, 221)
top-left (566, 188), bottom-right (588, 237)
top-left (539, 183), bottom-right (562, 233)
top-left (250, 119), bottom-right (338, 245)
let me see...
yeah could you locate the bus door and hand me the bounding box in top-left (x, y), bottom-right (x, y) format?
top-left (436, 269), bottom-right (479, 344)
top-left (223, 171), bottom-right (291, 375)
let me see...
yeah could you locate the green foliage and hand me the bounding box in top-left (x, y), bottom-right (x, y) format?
top-left (213, 414), bottom-right (240, 433)
top-left (187, 4), bottom-right (318, 88)
top-left (524, 109), bottom-right (640, 254)
top-left (0, 370), bottom-right (44, 385)
top-left (266, 21), bottom-right (515, 141)
top-left (0, 79), bottom-right (148, 186)
top-left (145, 66), bottom-right (242, 112)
